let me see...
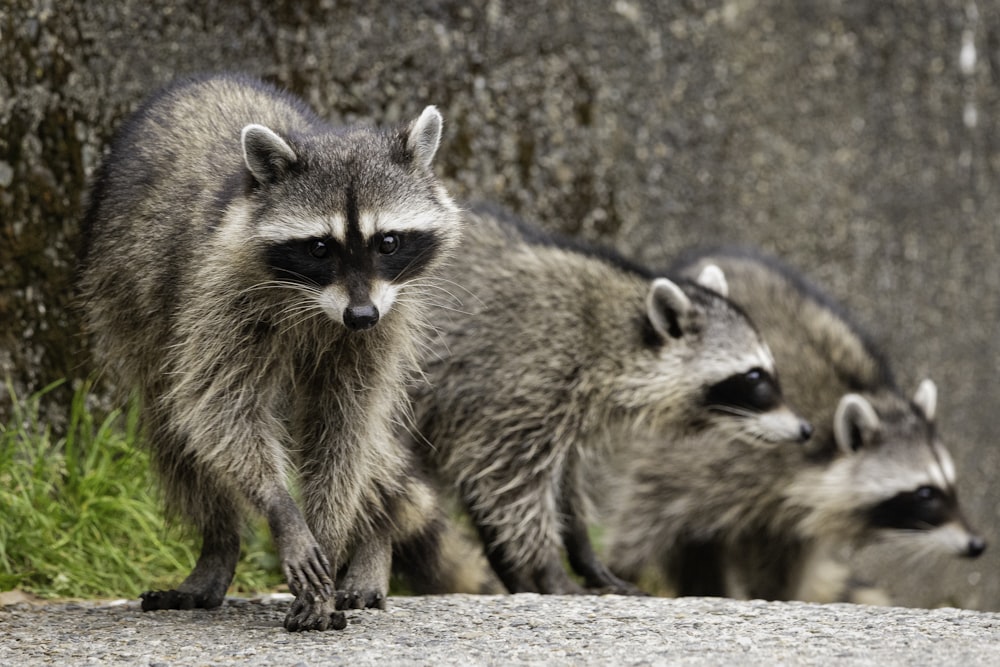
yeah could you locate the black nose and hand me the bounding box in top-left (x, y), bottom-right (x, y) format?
top-left (343, 304), bottom-right (379, 331)
top-left (799, 420), bottom-right (813, 443)
top-left (966, 535), bottom-right (987, 558)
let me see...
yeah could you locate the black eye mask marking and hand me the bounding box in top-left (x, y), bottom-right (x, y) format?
top-left (706, 368), bottom-right (782, 413)
top-left (374, 230), bottom-right (441, 283)
top-left (266, 237), bottom-right (342, 286)
top-left (869, 485), bottom-right (955, 530)
top-left (265, 229), bottom-right (444, 288)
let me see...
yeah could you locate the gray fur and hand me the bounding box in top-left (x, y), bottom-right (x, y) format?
top-left (406, 207), bottom-right (810, 595)
top-left (603, 247), bottom-right (985, 602)
top-left (77, 74), bottom-right (461, 630)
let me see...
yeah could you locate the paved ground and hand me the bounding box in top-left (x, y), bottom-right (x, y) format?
top-left (1, 594), bottom-right (998, 665)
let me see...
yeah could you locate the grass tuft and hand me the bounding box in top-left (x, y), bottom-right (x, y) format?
top-left (0, 378), bottom-right (282, 600)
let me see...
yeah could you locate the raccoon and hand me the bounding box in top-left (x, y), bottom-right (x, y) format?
top-left (603, 247), bottom-right (986, 603)
top-left (406, 205), bottom-right (812, 595)
top-left (76, 74), bottom-right (462, 631)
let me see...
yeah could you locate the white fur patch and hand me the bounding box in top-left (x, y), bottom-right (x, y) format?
top-left (316, 280), bottom-right (398, 326)
top-left (256, 212), bottom-right (348, 245)
top-left (934, 442), bottom-right (957, 486)
top-left (318, 284), bottom-right (350, 324)
top-left (757, 406), bottom-right (807, 443)
top-left (371, 280), bottom-right (399, 317)
top-left (920, 521), bottom-right (977, 556)
top-left (358, 205), bottom-right (448, 240)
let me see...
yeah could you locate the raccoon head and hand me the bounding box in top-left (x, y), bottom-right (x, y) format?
top-left (831, 380), bottom-right (985, 558)
top-left (240, 106), bottom-right (460, 331)
top-left (648, 264), bottom-right (813, 442)
top-left (644, 265), bottom-right (812, 445)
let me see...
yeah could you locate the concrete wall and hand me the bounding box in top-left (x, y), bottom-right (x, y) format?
top-left (2, 0), bottom-right (997, 610)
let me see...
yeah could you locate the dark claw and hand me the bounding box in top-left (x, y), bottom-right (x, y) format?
top-left (283, 590), bottom-right (347, 632)
top-left (335, 589), bottom-right (386, 610)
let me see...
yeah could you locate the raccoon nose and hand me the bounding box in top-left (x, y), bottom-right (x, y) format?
top-left (343, 304), bottom-right (379, 331)
top-left (798, 420), bottom-right (813, 443)
top-left (966, 535), bottom-right (987, 558)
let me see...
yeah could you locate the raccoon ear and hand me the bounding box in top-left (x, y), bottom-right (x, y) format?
top-left (647, 278), bottom-right (692, 340)
top-left (241, 124), bottom-right (297, 185)
top-left (833, 393), bottom-right (881, 454)
top-left (912, 378), bottom-right (937, 422)
top-left (406, 106), bottom-right (443, 170)
top-left (695, 264), bottom-right (728, 298)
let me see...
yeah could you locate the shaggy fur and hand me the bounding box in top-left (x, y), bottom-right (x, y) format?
top-left (77, 73), bottom-right (462, 631)
top-left (604, 247), bottom-right (985, 602)
top-left (406, 206), bottom-right (811, 595)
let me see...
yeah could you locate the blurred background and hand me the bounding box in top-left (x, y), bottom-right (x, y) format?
top-left (2, 0), bottom-right (997, 609)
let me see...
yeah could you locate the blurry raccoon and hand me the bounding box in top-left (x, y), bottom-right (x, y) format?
top-left (405, 205), bottom-right (812, 595)
top-left (76, 73), bottom-right (462, 631)
top-left (604, 247), bottom-right (985, 603)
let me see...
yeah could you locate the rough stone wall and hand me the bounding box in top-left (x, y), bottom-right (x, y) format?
top-left (2, 0), bottom-right (998, 610)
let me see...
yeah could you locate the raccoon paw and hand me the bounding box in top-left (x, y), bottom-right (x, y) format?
top-left (280, 542), bottom-right (334, 599)
top-left (283, 591), bottom-right (347, 632)
top-left (140, 589), bottom-right (224, 611)
top-left (335, 589), bottom-right (387, 610)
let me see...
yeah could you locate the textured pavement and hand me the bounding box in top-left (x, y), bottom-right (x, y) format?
top-left (2, 594), bottom-right (999, 666)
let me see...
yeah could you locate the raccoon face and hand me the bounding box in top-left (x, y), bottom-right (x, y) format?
top-left (242, 108), bottom-right (458, 331)
top-left (684, 267), bottom-right (812, 445)
top-left (645, 265), bottom-right (812, 445)
top-left (263, 220), bottom-right (441, 330)
top-left (834, 382), bottom-right (986, 558)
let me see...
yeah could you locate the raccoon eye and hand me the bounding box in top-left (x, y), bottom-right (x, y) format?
top-left (308, 239), bottom-right (329, 259)
top-left (378, 233), bottom-right (400, 255)
top-left (706, 368), bottom-right (781, 412)
top-left (916, 486), bottom-right (941, 502)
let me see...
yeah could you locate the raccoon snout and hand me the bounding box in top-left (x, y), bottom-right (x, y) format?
top-left (343, 304), bottom-right (380, 331)
top-left (798, 420), bottom-right (814, 443)
top-left (965, 535), bottom-right (987, 558)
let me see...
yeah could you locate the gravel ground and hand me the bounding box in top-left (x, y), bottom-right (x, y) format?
top-left (1, 594), bottom-right (998, 666)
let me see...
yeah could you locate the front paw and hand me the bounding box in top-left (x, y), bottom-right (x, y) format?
top-left (283, 591), bottom-right (347, 632)
top-left (280, 542), bottom-right (334, 599)
top-left (141, 589), bottom-right (198, 611)
top-left (335, 589), bottom-right (386, 610)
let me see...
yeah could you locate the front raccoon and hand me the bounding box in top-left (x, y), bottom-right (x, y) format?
top-left (407, 206), bottom-right (811, 595)
top-left (76, 74), bottom-right (462, 631)
top-left (604, 247), bottom-right (985, 602)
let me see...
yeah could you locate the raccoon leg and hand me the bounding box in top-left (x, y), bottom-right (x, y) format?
top-left (140, 516), bottom-right (241, 611)
top-left (291, 428), bottom-right (392, 620)
top-left (560, 462), bottom-right (645, 595)
top-left (274, 481), bottom-right (348, 631)
top-left (140, 424), bottom-right (242, 611)
top-left (336, 531), bottom-right (391, 610)
top-left (563, 513), bottom-right (645, 595)
top-left (276, 501), bottom-right (346, 631)
top-left (472, 520), bottom-right (540, 592)
top-left (466, 492), bottom-right (584, 595)
top-left (668, 539), bottom-right (728, 597)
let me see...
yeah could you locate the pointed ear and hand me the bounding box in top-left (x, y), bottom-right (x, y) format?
top-left (647, 278), bottom-right (692, 340)
top-left (695, 263), bottom-right (728, 298)
top-left (833, 393), bottom-right (881, 455)
top-left (242, 124), bottom-right (297, 185)
top-left (912, 378), bottom-right (937, 422)
top-left (406, 106), bottom-right (443, 170)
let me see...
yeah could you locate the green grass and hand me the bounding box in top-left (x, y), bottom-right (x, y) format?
top-left (0, 379), bottom-right (283, 600)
